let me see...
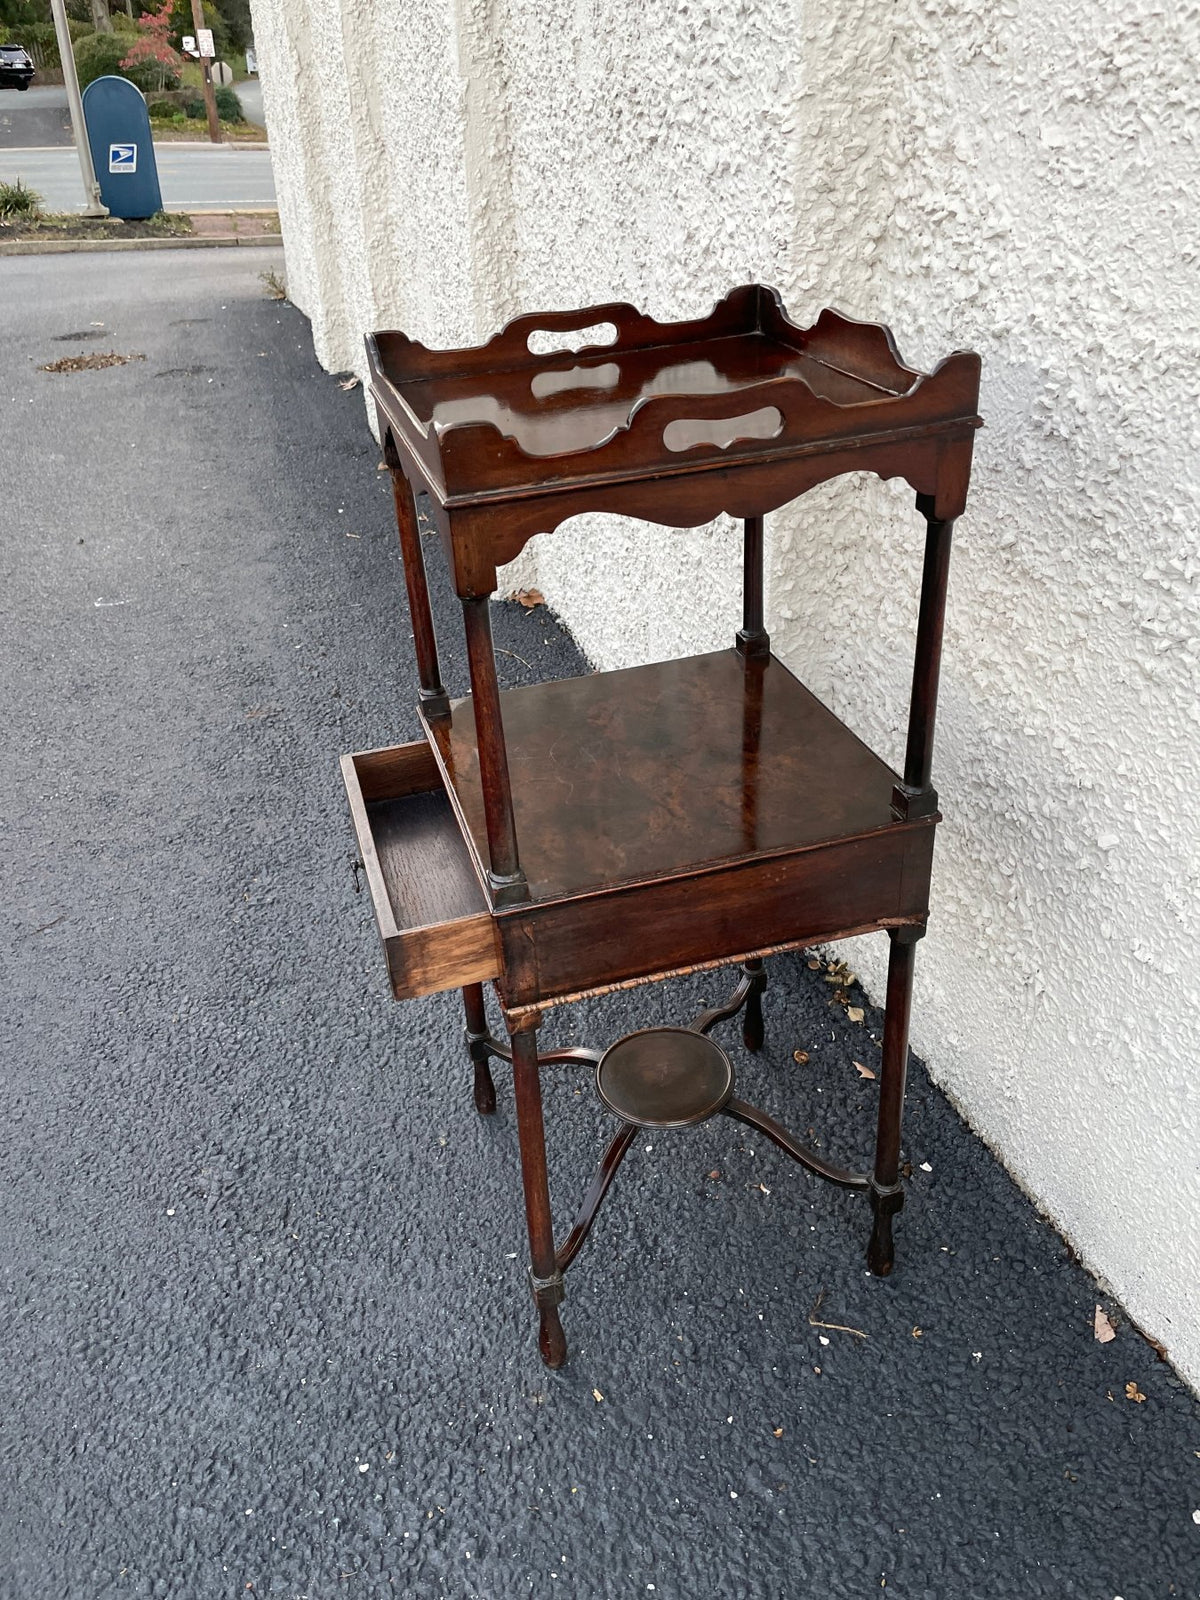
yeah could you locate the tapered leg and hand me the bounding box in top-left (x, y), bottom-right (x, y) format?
top-left (388, 468), bottom-right (448, 718)
top-left (510, 1021), bottom-right (567, 1367)
top-left (462, 983), bottom-right (496, 1115)
top-left (867, 928), bottom-right (920, 1275)
top-left (741, 958), bottom-right (766, 1052)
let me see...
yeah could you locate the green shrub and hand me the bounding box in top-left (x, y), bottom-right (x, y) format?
top-left (181, 93), bottom-right (204, 119)
top-left (74, 28), bottom-right (176, 93)
top-left (146, 96), bottom-right (175, 118)
top-left (214, 84), bottom-right (243, 122)
top-left (110, 10), bottom-right (137, 33)
top-left (0, 179), bottom-right (41, 220)
top-left (73, 30), bottom-right (129, 87)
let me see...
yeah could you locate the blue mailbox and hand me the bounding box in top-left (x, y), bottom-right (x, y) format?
top-left (82, 75), bottom-right (162, 220)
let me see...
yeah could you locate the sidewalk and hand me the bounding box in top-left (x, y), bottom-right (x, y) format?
top-left (1, 247), bottom-right (1195, 1600)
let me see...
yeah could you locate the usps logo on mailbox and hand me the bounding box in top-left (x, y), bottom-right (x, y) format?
top-left (109, 143), bottom-right (137, 175)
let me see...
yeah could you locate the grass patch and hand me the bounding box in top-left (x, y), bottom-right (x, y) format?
top-left (0, 211), bottom-right (194, 242)
top-left (260, 268), bottom-right (287, 300)
top-left (0, 180), bottom-right (42, 220)
top-left (148, 116), bottom-right (267, 143)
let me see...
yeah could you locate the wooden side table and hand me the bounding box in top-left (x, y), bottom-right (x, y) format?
top-left (342, 285), bottom-right (981, 1367)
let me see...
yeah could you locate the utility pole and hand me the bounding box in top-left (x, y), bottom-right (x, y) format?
top-left (49, 0), bottom-right (108, 217)
top-left (188, 0), bottom-right (222, 145)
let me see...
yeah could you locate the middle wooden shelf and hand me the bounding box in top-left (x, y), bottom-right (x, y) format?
top-left (344, 648), bottom-right (938, 1016)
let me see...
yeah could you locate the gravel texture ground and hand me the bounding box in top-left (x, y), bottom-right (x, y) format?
top-left (2, 250), bottom-right (1197, 1600)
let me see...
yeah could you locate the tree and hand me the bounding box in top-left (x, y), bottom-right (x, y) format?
top-left (118, 0), bottom-right (179, 91)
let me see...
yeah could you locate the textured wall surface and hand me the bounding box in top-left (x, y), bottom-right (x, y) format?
top-left (252, 0), bottom-right (1200, 1387)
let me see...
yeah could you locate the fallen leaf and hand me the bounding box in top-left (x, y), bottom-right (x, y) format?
top-left (772, 1427), bottom-right (783, 1438)
top-left (1138, 1327), bottom-right (1169, 1361)
top-left (513, 588), bottom-right (545, 608)
top-left (806, 958), bottom-right (821, 970)
top-left (853, 1061), bottom-right (876, 1080)
top-left (1093, 1306), bottom-right (1117, 1344)
top-left (338, 376), bottom-right (360, 391)
top-left (792, 1050), bottom-right (809, 1065)
top-left (846, 1006), bottom-right (864, 1023)
top-left (592, 1388), bottom-right (604, 1403)
top-left (1125, 1381), bottom-right (1146, 1403)
top-left (758, 1183), bottom-right (771, 1195)
top-left (707, 1169), bottom-right (721, 1180)
top-left (912, 1326), bottom-right (923, 1339)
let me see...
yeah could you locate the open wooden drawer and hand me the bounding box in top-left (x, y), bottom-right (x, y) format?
top-left (340, 740), bottom-right (500, 1000)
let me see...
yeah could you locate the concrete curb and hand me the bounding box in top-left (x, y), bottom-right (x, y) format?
top-left (0, 234), bottom-right (282, 256)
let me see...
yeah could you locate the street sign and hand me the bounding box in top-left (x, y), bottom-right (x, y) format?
top-left (182, 33), bottom-right (196, 54)
top-left (196, 28), bottom-right (215, 57)
top-left (108, 142), bottom-right (137, 173)
top-left (211, 60), bottom-right (233, 86)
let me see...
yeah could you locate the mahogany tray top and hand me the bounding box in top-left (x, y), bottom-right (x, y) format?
top-left (367, 284), bottom-right (980, 508)
top-left (423, 649), bottom-right (915, 906)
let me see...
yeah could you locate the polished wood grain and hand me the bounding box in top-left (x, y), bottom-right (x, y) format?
top-left (492, 824), bottom-right (934, 1012)
top-left (367, 285), bottom-right (981, 597)
top-left (428, 649), bottom-right (905, 902)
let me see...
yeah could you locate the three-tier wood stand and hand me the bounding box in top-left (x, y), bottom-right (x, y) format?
top-left (344, 285), bottom-right (981, 1367)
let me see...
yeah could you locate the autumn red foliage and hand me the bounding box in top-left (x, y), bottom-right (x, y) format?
top-left (120, 0), bottom-right (183, 93)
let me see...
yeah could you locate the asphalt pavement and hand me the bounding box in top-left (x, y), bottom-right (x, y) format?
top-left (0, 82), bottom-right (266, 149)
top-left (233, 75), bottom-right (263, 127)
top-left (0, 84), bottom-right (71, 147)
top-left (1, 248), bottom-right (1197, 1600)
top-left (0, 142), bottom-right (275, 210)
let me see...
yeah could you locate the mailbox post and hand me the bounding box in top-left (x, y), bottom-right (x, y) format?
top-left (81, 77), bottom-right (163, 221)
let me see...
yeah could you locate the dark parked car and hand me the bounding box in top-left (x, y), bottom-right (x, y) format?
top-left (0, 43), bottom-right (34, 90)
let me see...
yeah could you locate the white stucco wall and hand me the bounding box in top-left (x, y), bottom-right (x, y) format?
top-left (251, 0), bottom-right (1200, 1387)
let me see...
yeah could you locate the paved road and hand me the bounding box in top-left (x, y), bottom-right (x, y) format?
top-left (234, 75), bottom-right (263, 127)
top-left (0, 141), bottom-right (275, 209)
top-left (0, 83), bottom-right (71, 147)
top-left (0, 80), bottom-right (266, 147)
top-left (1, 248), bottom-right (1196, 1599)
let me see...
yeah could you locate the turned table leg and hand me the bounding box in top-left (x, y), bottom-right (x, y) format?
top-left (867, 927), bottom-right (921, 1275)
top-left (509, 1019), bottom-right (567, 1367)
top-left (462, 983), bottom-right (496, 1115)
top-left (741, 957), bottom-right (766, 1052)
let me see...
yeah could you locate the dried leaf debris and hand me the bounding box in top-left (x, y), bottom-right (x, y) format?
top-left (1093, 1305), bottom-right (1117, 1344)
top-left (39, 351), bottom-right (145, 374)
